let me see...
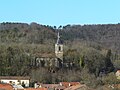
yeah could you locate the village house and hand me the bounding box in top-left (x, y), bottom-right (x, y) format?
top-left (32, 82), bottom-right (82, 90)
top-left (0, 82), bottom-right (84, 90)
top-left (116, 70), bottom-right (120, 79)
top-left (59, 82), bottom-right (80, 88)
top-left (0, 76), bottom-right (30, 87)
top-left (38, 83), bottom-right (59, 90)
top-left (54, 82), bottom-right (81, 90)
top-left (64, 84), bottom-right (87, 90)
top-left (25, 87), bottom-right (48, 90)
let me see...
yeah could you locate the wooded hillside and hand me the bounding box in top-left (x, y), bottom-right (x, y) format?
top-left (0, 22), bottom-right (120, 52)
top-left (0, 22), bottom-right (120, 88)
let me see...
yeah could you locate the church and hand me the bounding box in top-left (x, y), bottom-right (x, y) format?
top-left (31, 32), bottom-right (64, 68)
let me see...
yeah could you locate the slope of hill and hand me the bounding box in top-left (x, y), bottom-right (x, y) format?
top-left (0, 22), bottom-right (120, 87)
top-left (0, 22), bottom-right (120, 53)
top-left (61, 24), bottom-right (120, 53)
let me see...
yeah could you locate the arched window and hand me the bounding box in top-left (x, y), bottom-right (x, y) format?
top-left (59, 46), bottom-right (61, 51)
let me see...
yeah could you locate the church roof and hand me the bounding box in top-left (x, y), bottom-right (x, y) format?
top-left (33, 53), bottom-right (56, 58)
top-left (57, 38), bottom-right (63, 44)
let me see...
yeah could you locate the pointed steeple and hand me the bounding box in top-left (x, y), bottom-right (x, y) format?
top-left (55, 32), bottom-right (63, 60)
top-left (56, 32), bottom-right (63, 44)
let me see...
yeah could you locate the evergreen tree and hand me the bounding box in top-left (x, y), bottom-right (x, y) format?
top-left (105, 49), bottom-right (114, 73)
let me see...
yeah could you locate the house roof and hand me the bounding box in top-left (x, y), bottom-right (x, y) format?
top-left (41, 84), bottom-right (59, 88)
top-left (0, 83), bottom-right (13, 90)
top-left (59, 82), bottom-right (80, 88)
top-left (64, 84), bottom-right (86, 90)
top-left (0, 76), bottom-right (30, 80)
top-left (25, 87), bottom-right (48, 90)
top-left (55, 85), bottom-right (66, 90)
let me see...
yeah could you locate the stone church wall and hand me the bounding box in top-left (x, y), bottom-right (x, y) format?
top-left (31, 57), bottom-right (61, 68)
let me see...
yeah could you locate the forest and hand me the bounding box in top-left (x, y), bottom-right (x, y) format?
top-left (0, 22), bottom-right (120, 88)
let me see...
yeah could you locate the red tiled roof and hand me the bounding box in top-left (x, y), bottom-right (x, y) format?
top-left (0, 76), bottom-right (30, 80)
top-left (114, 84), bottom-right (120, 89)
top-left (55, 85), bottom-right (66, 90)
top-left (41, 84), bottom-right (59, 88)
top-left (25, 88), bottom-right (47, 90)
top-left (60, 82), bottom-right (80, 88)
top-left (0, 83), bottom-right (13, 90)
top-left (64, 84), bottom-right (86, 90)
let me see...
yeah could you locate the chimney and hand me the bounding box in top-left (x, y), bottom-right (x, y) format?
top-left (69, 83), bottom-right (71, 87)
top-left (60, 82), bottom-right (62, 86)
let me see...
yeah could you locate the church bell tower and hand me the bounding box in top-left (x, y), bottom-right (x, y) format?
top-left (55, 32), bottom-right (63, 60)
